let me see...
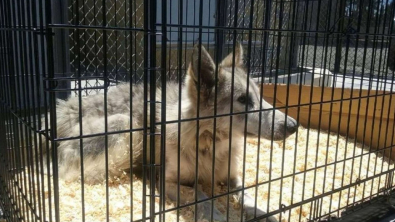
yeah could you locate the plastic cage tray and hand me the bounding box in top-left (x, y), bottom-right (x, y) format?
top-left (317, 190), bottom-right (395, 222)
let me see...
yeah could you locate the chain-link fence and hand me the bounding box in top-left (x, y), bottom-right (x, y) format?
top-left (224, 0), bottom-right (302, 76)
top-left (68, 0), bottom-right (145, 96)
top-left (65, 0), bottom-right (395, 95)
top-left (66, 0), bottom-right (305, 90)
top-left (298, 0), bottom-right (393, 79)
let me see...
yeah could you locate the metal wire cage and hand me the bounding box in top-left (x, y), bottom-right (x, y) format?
top-left (1, 0), bottom-right (395, 222)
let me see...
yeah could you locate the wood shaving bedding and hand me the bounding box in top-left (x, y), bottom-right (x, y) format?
top-left (19, 127), bottom-right (394, 222)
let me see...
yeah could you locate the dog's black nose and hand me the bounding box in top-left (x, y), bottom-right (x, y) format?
top-left (285, 118), bottom-right (298, 136)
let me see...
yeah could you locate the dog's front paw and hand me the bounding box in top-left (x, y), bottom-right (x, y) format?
top-left (196, 201), bottom-right (226, 222)
top-left (244, 208), bottom-right (278, 222)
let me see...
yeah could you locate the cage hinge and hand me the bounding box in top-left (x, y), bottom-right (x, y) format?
top-left (32, 28), bottom-right (54, 36)
top-left (145, 194), bottom-right (161, 198)
top-left (355, 178), bottom-right (361, 186)
top-left (145, 133), bottom-right (162, 137)
top-left (383, 171), bottom-right (395, 199)
top-left (311, 214), bottom-right (339, 222)
top-left (145, 31), bottom-right (163, 36)
top-left (8, 167), bottom-right (24, 173)
top-left (280, 204), bottom-right (287, 213)
top-left (142, 164), bottom-right (162, 167)
top-left (37, 129), bottom-right (48, 134)
top-left (146, 100), bottom-right (162, 104)
top-left (144, 67), bottom-right (163, 71)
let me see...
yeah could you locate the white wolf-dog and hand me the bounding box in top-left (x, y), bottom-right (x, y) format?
top-left (36, 43), bottom-right (297, 222)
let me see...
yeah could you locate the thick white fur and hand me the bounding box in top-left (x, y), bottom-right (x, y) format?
top-left (34, 43), bottom-right (297, 221)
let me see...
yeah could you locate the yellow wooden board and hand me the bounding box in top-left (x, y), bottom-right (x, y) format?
top-left (262, 84), bottom-right (395, 159)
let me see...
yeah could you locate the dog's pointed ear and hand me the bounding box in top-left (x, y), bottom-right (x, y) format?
top-left (189, 44), bottom-right (217, 89)
top-left (220, 42), bottom-right (244, 67)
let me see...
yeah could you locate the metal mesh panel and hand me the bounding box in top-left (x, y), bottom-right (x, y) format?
top-left (68, 0), bottom-right (145, 95)
top-left (224, 0), bottom-right (301, 76)
top-left (298, 0), bottom-right (393, 80)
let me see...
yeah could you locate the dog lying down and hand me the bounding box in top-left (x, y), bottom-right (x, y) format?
top-left (37, 43), bottom-right (298, 222)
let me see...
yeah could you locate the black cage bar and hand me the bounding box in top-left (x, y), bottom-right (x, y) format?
top-left (1, 0), bottom-right (395, 222)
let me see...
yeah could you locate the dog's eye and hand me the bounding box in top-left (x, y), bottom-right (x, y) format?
top-left (237, 94), bottom-right (254, 108)
top-left (238, 95), bottom-right (247, 104)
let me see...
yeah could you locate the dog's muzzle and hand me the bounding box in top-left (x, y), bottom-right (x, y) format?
top-left (269, 116), bottom-right (299, 141)
top-left (284, 117), bottom-right (298, 137)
